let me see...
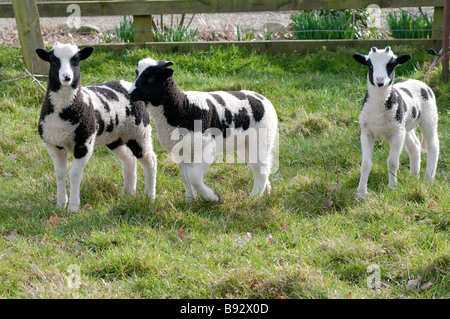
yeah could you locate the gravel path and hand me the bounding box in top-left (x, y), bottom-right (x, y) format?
top-left (0, 11), bottom-right (296, 46)
top-left (0, 1), bottom-right (434, 47)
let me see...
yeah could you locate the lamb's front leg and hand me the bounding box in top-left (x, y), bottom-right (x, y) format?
top-left (68, 144), bottom-right (94, 212)
top-left (387, 132), bottom-right (405, 189)
top-left (46, 143), bottom-right (68, 207)
top-left (357, 132), bottom-right (374, 199)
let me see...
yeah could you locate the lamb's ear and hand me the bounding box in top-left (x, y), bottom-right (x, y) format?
top-left (79, 47), bottom-right (94, 61)
top-left (36, 48), bottom-right (50, 62)
top-left (395, 54), bottom-right (411, 65)
top-left (161, 68), bottom-right (174, 79)
top-left (353, 53), bottom-right (368, 66)
top-left (162, 61), bottom-right (174, 68)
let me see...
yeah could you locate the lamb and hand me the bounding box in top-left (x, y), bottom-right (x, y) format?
top-left (35, 43), bottom-right (157, 212)
top-left (353, 46), bottom-right (439, 198)
top-left (128, 58), bottom-right (278, 202)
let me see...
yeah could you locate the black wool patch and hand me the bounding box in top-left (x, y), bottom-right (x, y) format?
top-left (211, 93), bottom-right (226, 106)
top-left (107, 138), bottom-right (123, 150)
top-left (95, 110), bottom-right (105, 136)
top-left (126, 101), bottom-right (151, 127)
top-left (394, 94), bottom-right (407, 123)
top-left (103, 81), bottom-right (130, 97)
top-left (385, 89), bottom-right (398, 110)
top-left (420, 88), bottom-right (429, 100)
top-left (234, 108), bottom-right (251, 131)
top-left (59, 93), bottom-right (96, 145)
top-left (87, 86), bottom-right (119, 101)
top-left (38, 96), bottom-right (56, 139)
top-left (247, 95), bottom-right (265, 122)
top-left (399, 87), bottom-right (413, 98)
top-left (224, 109), bottom-right (233, 125)
top-left (362, 90), bottom-right (369, 110)
top-left (38, 123), bottom-right (44, 139)
top-left (126, 139), bottom-right (143, 158)
top-left (74, 144), bottom-right (88, 159)
top-left (228, 91), bottom-right (247, 100)
top-left (106, 118), bottom-right (115, 132)
top-left (97, 95), bottom-right (111, 112)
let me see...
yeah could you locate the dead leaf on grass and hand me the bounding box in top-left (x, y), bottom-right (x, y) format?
top-left (82, 204), bottom-right (93, 211)
top-left (406, 276), bottom-right (423, 291)
top-left (48, 214), bottom-right (60, 227)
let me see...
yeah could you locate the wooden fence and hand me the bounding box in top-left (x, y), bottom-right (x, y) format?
top-left (0, 0), bottom-right (447, 76)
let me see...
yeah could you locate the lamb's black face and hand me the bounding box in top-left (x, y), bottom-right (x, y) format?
top-left (129, 58), bottom-right (174, 106)
top-left (353, 46), bottom-right (411, 87)
top-left (36, 44), bottom-right (94, 91)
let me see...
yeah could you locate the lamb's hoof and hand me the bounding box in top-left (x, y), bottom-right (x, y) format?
top-left (204, 191), bottom-right (221, 202)
top-left (68, 205), bottom-right (79, 213)
top-left (355, 191), bottom-right (367, 201)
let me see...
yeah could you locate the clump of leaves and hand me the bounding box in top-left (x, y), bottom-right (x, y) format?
top-left (387, 10), bottom-right (433, 39)
top-left (116, 16), bottom-right (134, 43)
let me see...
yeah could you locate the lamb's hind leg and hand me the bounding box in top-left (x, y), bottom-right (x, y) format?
top-left (404, 130), bottom-right (421, 177)
top-left (248, 162), bottom-right (271, 196)
top-left (108, 140), bottom-right (137, 196)
top-left (420, 121), bottom-right (439, 181)
top-left (179, 162), bottom-right (220, 202)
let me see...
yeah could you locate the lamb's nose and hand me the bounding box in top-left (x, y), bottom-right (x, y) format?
top-left (376, 77), bottom-right (384, 84)
top-left (64, 75), bottom-right (71, 82)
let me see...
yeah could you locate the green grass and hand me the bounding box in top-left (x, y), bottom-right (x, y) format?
top-left (0, 45), bottom-right (448, 299)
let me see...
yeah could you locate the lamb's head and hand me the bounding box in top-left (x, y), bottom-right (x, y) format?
top-left (36, 42), bottom-right (94, 90)
top-left (129, 58), bottom-right (174, 105)
top-left (353, 46), bottom-right (411, 88)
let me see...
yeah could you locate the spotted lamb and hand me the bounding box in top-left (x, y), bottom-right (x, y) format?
top-left (128, 58), bottom-right (278, 202)
top-left (353, 46), bottom-right (439, 198)
top-left (36, 43), bottom-right (157, 212)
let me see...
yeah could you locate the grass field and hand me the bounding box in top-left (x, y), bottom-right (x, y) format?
top-left (0, 44), bottom-right (448, 299)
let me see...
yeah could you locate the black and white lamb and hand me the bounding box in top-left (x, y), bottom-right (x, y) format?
top-left (353, 46), bottom-right (439, 198)
top-left (128, 58), bottom-right (278, 202)
top-left (36, 43), bottom-right (157, 212)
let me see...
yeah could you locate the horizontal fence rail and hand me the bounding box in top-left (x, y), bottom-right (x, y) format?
top-left (0, 0), bottom-right (445, 18)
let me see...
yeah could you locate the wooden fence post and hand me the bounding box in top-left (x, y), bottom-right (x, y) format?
top-left (134, 15), bottom-right (154, 43)
top-left (12, 0), bottom-right (48, 75)
top-left (443, 0), bottom-right (449, 82)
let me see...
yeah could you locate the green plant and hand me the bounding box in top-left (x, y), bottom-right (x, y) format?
top-left (290, 10), bottom-right (367, 40)
top-left (387, 10), bottom-right (433, 39)
top-left (115, 16), bottom-right (134, 43)
top-left (152, 14), bottom-right (198, 42)
top-left (103, 31), bottom-right (112, 44)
